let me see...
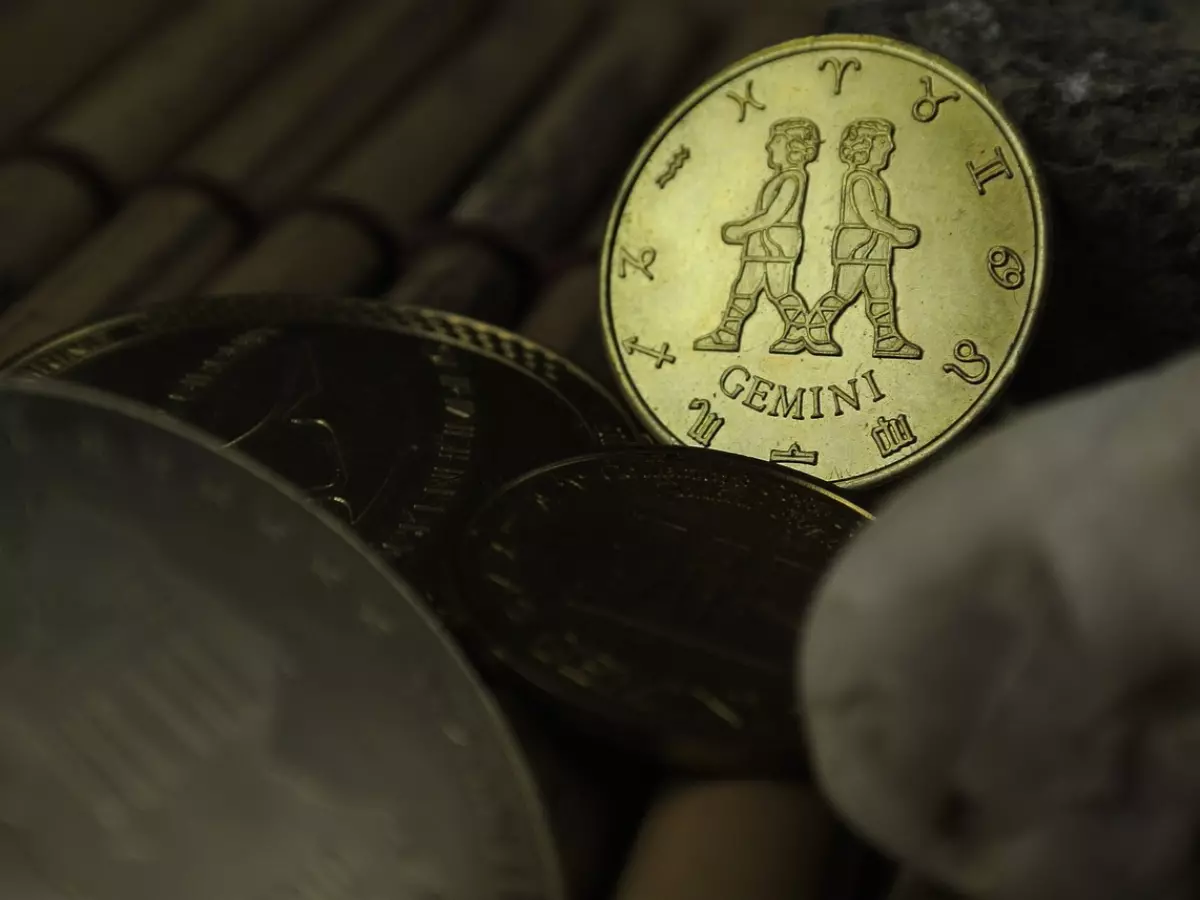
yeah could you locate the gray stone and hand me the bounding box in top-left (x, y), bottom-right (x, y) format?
top-left (831, 0), bottom-right (1200, 403)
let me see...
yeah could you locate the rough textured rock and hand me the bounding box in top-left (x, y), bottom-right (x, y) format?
top-left (830, 0), bottom-right (1200, 403)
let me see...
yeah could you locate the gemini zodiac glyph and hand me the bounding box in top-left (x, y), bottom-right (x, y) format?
top-left (602, 35), bottom-right (1048, 488)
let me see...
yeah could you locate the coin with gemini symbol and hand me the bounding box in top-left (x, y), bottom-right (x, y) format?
top-left (602, 34), bottom-right (1048, 488)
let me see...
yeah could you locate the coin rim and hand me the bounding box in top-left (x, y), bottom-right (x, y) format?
top-left (599, 33), bottom-right (1050, 489)
top-left (1, 294), bottom-right (639, 439)
top-left (0, 375), bottom-right (567, 900)
top-left (449, 445), bottom-right (873, 766)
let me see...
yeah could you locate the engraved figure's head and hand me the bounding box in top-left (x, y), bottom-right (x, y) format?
top-left (767, 118), bottom-right (821, 171)
top-left (839, 119), bottom-right (896, 170)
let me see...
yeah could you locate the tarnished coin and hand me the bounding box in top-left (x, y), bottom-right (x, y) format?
top-left (602, 35), bottom-right (1048, 489)
top-left (0, 379), bottom-right (563, 900)
top-left (447, 446), bottom-right (871, 773)
top-left (2, 295), bottom-right (637, 605)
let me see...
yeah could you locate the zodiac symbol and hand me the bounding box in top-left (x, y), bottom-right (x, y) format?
top-left (770, 443), bottom-right (819, 466)
top-left (686, 399), bottom-right (725, 448)
top-left (656, 145), bottom-right (690, 188)
top-left (912, 75), bottom-right (961, 122)
top-left (967, 146), bottom-right (1015, 195)
top-left (621, 336), bottom-right (676, 368)
top-left (725, 80), bottom-right (766, 122)
top-left (871, 414), bottom-right (917, 458)
top-left (942, 339), bottom-right (992, 385)
top-left (819, 57), bottom-right (861, 95)
top-left (987, 246), bottom-right (1026, 290)
top-left (617, 246), bottom-right (657, 281)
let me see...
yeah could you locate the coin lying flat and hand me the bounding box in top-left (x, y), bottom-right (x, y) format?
top-left (602, 34), bottom-right (1048, 489)
top-left (2, 295), bottom-right (638, 607)
top-left (0, 379), bottom-right (563, 900)
top-left (447, 446), bottom-right (872, 773)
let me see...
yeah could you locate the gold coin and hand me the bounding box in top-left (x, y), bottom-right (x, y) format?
top-left (601, 35), bottom-right (1049, 488)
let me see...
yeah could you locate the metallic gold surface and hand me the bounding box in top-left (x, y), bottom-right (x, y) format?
top-left (602, 35), bottom-right (1048, 488)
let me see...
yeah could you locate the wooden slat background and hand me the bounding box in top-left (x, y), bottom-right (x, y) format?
top-left (0, 0), bottom-right (828, 372)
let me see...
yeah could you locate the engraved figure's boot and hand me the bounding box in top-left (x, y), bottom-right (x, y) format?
top-left (768, 293), bottom-right (808, 354)
top-left (693, 296), bottom-right (754, 351)
top-left (804, 292), bottom-right (851, 356)
top-left (868, 298), bottom-right (923, 359)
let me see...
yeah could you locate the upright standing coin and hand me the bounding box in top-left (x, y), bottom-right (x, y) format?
top-left (3, 296), bottom-right (638, 606)
top-left (0, 379), bottom-right (563, 900)
top-left (602, 35), bottom-right (1048, 489)
top-left (448, 446), bottom-right (872, 773)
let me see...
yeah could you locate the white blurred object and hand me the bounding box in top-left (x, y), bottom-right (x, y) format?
top-left (801, 349), bottom-right (1200, 900)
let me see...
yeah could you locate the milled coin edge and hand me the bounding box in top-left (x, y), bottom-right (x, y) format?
top-left (0, 294), bottom-right (640, 441)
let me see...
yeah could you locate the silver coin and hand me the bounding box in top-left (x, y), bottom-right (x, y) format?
top-left (0, 378), bottom-right (563, 900)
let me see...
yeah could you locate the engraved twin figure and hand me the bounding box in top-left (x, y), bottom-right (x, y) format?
top-left (694, 117), bottom-right (923, 360)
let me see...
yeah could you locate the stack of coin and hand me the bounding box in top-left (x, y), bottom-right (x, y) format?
top-left (0, 10), bottom-right (1052, 899)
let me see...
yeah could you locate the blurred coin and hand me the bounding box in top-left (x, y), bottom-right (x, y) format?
top-left (447, 446), bottom-right (871, 772)
top-left (0, 379), bottom-right (563, 900)
top-left (602, 35), bottom-right (1048, 489)
top-left (3, 296), bottom-right (637, 609)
